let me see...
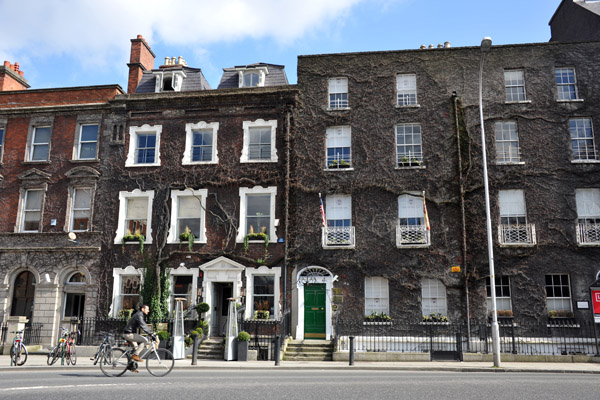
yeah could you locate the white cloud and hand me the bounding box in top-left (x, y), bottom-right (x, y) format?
top-left (0, 0), bottom-right (365, 65)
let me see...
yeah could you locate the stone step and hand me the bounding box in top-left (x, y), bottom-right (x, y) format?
top-left (284, 354), bottom-right (333, 361)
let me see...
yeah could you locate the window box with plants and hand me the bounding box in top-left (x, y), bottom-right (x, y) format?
top-left (363, 312), bottom-right (393, 325)
top-left (328, 159), bottom-right (351, 169)
top-left (253, 300), bottom-right (270, 320)
top-left (243, 226), bottom-right (270, 261)
top-left (488, 310), bottom-right (516, 326)
top-left (398, 155), bottom-right (422, 168)
top-left (421, 313), bottom-right (449, 324)
top-left (179, 226), bottom-right (195, 251)
top-left (547, 310), bottom-right (578, 327)
top-left (122, 229), bottom-right (145, 253)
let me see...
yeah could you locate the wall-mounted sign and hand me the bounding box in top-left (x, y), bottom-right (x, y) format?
top-left (577, 301), bottom-right (589, 309)
top-left (592, 290), bottom-right (600, 314)
top-left (451, 266), bottom-right (461, 273)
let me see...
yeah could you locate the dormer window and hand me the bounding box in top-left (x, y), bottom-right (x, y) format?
top-left (238, 67), bottom-right (268, 88)
top-left (154, 70), bottom-right (186, 92)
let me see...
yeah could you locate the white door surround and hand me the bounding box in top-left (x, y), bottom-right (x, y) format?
top-left (295, 266), bottom-right (334, 340)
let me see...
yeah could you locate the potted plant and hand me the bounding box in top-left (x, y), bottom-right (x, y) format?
top-left (196, 302), bottom-right (210, 318)
top-left (179, 226), bottom-right (195, 251)
top-left (122, 229), bottom-right (145, 253)
top-left (328, 159), bottom-right (351, 169)
top-left (157, 330), bottom-right (171, 349)
top-left (237, 331), bottom-right (250, 361)
top-left (422, 313), bottom-right (448, 323)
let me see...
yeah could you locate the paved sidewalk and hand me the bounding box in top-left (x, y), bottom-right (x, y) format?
top-left (2, 354), bottom-right (600, 373)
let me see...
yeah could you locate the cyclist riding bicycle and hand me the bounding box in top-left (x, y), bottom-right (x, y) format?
top-left (123, 304), bottom-right (156, 368)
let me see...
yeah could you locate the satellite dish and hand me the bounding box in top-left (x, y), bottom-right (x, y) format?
top-left (68, 232), bottom-right (77, 241)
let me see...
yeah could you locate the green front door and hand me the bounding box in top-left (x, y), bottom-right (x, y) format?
top-left (304, 284), bottom-right (326, 338)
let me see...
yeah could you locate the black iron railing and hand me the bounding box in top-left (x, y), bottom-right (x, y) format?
top-left (334, 319), bottom-right (600, 357)
top-left (74, 317), bottom-right (200, 345)
top-left (23, 322), bottom-right (44, 345)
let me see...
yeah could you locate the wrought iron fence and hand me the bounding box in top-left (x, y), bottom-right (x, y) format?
top-left (334, 319), bottom-right (600, 357)
top-left (23, 322), bottom-right (44, 345)
top-left (74, 317), bottom-right (200, 345)
top-left (0, 322), bottom-right (7, 346)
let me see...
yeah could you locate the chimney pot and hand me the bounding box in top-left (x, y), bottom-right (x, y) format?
top-left (164, 57), bottom-right (170, 65)
top-left (428, 44), bottom-right (434, 49)
top-left (437, 44), bottom-right (443, 48)
top-left (444, 41), bottom-right (451, 48)
top-left (420, 45), bottom-right (426, 49)
top-left (3, 61), bottom-right (10, 67)
top-left (137, 35), bottom-right (143, 39)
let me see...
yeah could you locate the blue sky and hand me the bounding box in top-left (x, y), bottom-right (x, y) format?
top-left (0, 0), bottom-right (561, 90)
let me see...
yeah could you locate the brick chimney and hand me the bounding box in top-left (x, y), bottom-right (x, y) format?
top-left (0, 61), bottom-right (30, 91)
top-left (127, 35), bottom-right (155, 94)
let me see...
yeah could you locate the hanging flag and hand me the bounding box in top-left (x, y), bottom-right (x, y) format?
top-left (423, 191), bottom-right (431, 231)
top-left (319, 193), bottom-right (327, 228)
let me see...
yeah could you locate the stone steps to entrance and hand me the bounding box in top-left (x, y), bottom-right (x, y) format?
top-left (284, 339), bottom-right (333, 361)
top-left (196, 337), bottom-right (225, 360)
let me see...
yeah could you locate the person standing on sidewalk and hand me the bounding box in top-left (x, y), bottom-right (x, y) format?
top-left (123, 304), bottom-right (156, 362)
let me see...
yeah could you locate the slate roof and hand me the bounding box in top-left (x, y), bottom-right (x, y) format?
top-left (217, 63), bottom-right (289, 89)
top-left (550, 0), bottom-right (600, 24)
top-left (134, 66), bottom-right (211, 93)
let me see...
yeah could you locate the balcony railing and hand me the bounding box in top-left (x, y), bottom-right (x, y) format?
top-left (498, 223), bottom-right (536, 245)
top-left (576, 222), bottom-right (600, 245)
top-left (322, 226), bottom-right (355, 248)
top-left (396, 225), bottom-right (430, 247)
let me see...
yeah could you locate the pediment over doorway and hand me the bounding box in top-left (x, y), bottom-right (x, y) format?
top-left (199, 256), bottom-right (246, 272)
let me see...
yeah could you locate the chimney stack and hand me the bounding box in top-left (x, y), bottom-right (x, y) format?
top-left (0, 61), bottom-right (30, 91)
top-left (127, 35), bottom-right (155, 94)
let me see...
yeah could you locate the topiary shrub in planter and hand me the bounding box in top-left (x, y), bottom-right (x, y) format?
top-left (157, 330), bottom-right (171, 349)
top-left (196, 302), bottom-right (210, 317)
top-left (237, 331), bottom-right (250, 361)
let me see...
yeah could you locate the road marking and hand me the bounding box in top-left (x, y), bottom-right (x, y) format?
top-left (0, 382), bottom-right (171, 392)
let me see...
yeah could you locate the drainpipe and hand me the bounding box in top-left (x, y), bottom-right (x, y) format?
top-left (282, 104), bottom-right (292, 331)
top-left (453, 92), bottom-right (471, 349)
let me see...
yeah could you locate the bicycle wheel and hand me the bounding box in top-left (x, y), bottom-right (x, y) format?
top-left (65, 346), bottom-right (71, 365)
top-left (146, 348), bottom-right (174, 377)
top-left (47, 346), bottom-right (59, 365)
top-left (99, 348), bottom-right (129, 377)
top-left (10, 344), bottom-right (25, 366)
top-left (70, 345), bottom-right (77, 365)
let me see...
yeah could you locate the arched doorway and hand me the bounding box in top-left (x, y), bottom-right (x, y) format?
top-left (11, 271), bottom-right (36, 320)
top-left (295, 266), bottom-right (334, 340)
top-left (64, 272), bottom-right (86, 320)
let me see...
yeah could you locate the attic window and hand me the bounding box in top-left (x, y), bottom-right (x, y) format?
top-left (154, 70), bottom-right (186, 92)
top-left (238, 68), bottom-right (267, 88)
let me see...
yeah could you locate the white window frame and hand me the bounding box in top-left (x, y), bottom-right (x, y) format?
top-left (504, 69), bottom-right (527, 103)
top-left (575, 188), bottom-right (600, 245)
top-left (125, 124), bottom-right (162, 167)
top-left (240, 119), bottom-right (278, 163)
top-left (238, 67), bottom-right (268, 88)
top-left (545, 274), bottom-right (572, 313)
top-left (27, 126), bottom-right (51, 162)
top-left (73, 123), bottom-right (99, 161)
top-left (167, 188), bottom-right (208, 244)
top-left (182, 121), bottom-right (219, 165)
top-left (396, 74), bottom-right (418, 107)
top-left (325, 126), bottom-right (352, 170)
top-left (364, 277), bottom-right (389, 316)
top-left (397, 194), bottom-right (430, 247)
top-left (555, 67), bottom-right (581, 102)
top-left (110, 265), bottom-right (143, 317)
top-left (499, 189), bottom-right (527, 225)
top-left (396, 123), bottom-right (424, 168)
top-left (68, 186), bottom-right (94, 232)
top-left (153, 70), bottom-right (186, 92)
top-left (169, 265), bottom-right (199, 313)
top-left (570, 118), bottom-right (598, 162)
top-left (244, 266), bottom-right (281, 320)
top-left (114, 189), bottom-right (154, 244)
top-left (236, 186), bottom-right (278, 243)
top-left (486, 276), bottom-right (512, 313)
top-left (17, 187), bottom-right (45, 233)
top-left (421, 278), bottom-right (447, 317)
top-left (495, 121), bottom-right (522, 164)
top-left (328, 77), bottom-right (349, 110)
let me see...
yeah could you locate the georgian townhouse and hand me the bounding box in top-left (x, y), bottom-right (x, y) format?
top-left (291, 40), bottom-right (600, 339)
top-left (98, 36), bottom-right (298, 338)
top-left (0, 61), bottom-right (124, 345)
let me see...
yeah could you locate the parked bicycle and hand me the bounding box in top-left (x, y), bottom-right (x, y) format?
top-left (100, 336), bottom-right (174, 377)
top-left (10, 331), bottom-right (27, 366)
top-left (91, 332), bottom-right (116, 365)
top-left (47, 327), bottom-right (77, 365)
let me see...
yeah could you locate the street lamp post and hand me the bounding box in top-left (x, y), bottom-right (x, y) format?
top-left (478, 36), bottom-right (501, 367)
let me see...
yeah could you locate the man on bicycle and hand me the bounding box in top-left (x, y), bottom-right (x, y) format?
top-left (123, 304), bottom-right (156, 363)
